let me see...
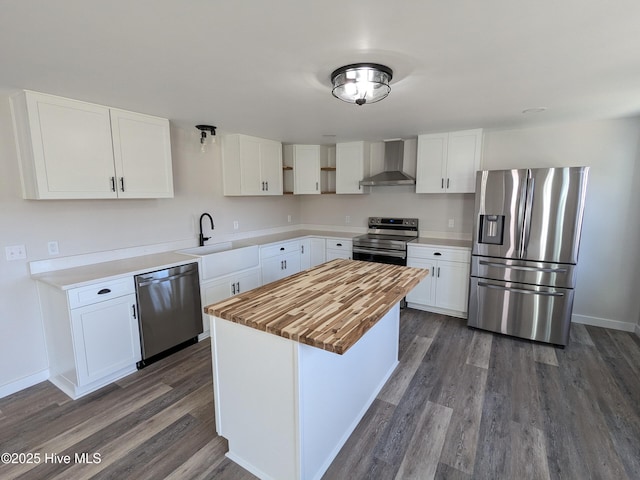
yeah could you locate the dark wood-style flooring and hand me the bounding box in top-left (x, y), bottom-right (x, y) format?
top-left (1, 309), bottom-right (639, 479)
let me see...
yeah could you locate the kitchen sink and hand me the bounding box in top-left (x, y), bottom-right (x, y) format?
top-left (177, 242), bottom-right (233, 256)
top-left (176, 243), bottom-right (259, 281)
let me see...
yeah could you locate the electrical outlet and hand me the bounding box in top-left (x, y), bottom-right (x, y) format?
top-left (5, 245), bottom-right (27, 261)
top-left (233, 221), bottom-right (239, 230)
top-left (287, 215), bottom-right (292, 223)
top-left (345, 215), bottom-right (351, 224)
top-left (48, 241), bottom-right (59, 255)
top-left (448, 219), bottom-right (455, 228)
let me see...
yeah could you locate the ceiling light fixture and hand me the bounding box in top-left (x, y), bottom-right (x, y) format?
top-left (330, 63), bottom-right (393, 106)
top-left (196, 125), bottom-right (217, 152)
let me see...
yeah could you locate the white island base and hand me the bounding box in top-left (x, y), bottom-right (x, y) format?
top-left (209, 303), bottom-right (400, 480)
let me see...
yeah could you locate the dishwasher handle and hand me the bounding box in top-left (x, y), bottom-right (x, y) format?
top-left (136, 272), bottom-right (192, 287)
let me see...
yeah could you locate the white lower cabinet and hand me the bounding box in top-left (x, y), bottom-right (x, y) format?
top-left (202, 267), bottom-right (262, 315)
top-left (38, 277), bottom-right (141, 399)
top-left (300, 237), bottom-right (326, 270)
top-left (325, 238), bottom-right (352, 261)
top-left (262, 251), bottom-right (301, 284)
top-left (406, 244), bottom-right (471, 318)
top-left (70, 294), bottom-right (140, 385)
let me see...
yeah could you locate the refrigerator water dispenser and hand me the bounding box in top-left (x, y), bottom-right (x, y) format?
top-left (479, 214), bottom-right (504, 245)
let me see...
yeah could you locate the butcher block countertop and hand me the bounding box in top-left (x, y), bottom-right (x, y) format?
top-left (204, 259), bottom-right (428, 355)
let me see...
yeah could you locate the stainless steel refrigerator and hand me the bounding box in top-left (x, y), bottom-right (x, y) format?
top-left (467, 167), bottom-right (589, 345)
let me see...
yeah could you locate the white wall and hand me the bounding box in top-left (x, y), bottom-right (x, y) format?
top-left (481, 117), bottom-right (640, 331)
top-left (0, 95), bottom-right (299, 395)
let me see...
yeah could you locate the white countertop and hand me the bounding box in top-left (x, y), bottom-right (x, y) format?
top-left (412, 237), bottom-right (472, 249)
top-left (32, 252), bottom-right (196, 290)
top-left (30, 228), bottom-right (469, 290)
top-left (232, 229), bottom-right (357, 248)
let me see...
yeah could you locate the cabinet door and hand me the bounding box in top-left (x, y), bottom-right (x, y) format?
top-left (234, 268), bottom-right (262, 294)
top-left (260, 139), bottom-right (283, 195)
top-left (239, 136), bottom-right (263, 195)
top-left (70, 294), bottom-right (140, 385)
top-left (293, 145), bottom-right (320, 194)
top-left (326, 249), bottom-right (351, 261)
top-left (262, 255), bottom-right (286, 284)
top-left (110, 109), bottom-right (174, 198)
top-left (19, 91), bottom-right (116, 199)
top-left (445, 129), bottom-right (482, 193)
top-left (415, 133), bottom-right (447, 194)
top-left (202, 267), bottom-right (262, 333)
top-left (300, 239), bottom-right (311, 270)
top-left (406, 258), bottom-right (435, 306)
top-left (336, 141), bottom-right (369, 194)
top-left (433, 261), bottom-right (470, 312)
top-left (262, 252), bottom-right (300, 284)
top-left (309, 238), bottom-right (326, 268)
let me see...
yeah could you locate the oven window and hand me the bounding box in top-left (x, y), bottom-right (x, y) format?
top-left (352, 251), bottom-right (406, 266)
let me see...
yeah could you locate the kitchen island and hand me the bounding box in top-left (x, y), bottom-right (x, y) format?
top-left (204, 259), bottom-right (427, 480)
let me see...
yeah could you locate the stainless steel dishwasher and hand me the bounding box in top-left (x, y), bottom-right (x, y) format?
top-left (134, 262), bottom-right (203, 368)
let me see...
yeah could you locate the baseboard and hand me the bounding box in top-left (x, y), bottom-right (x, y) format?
top-left (0, 369), bottom-right (49, 399)
top-left (406, 302), bottom-right (467, 319)
top-left (571, 314), bottom-right (636, 332)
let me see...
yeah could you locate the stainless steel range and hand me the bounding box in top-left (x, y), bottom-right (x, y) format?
top-left (352, 217), bottom-right (419, 266)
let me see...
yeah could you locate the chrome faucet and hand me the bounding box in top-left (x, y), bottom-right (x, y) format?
top-left (199, 213), bottom-right (214, 246)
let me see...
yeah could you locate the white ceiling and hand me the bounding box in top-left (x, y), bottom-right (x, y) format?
top-left (2, 0), bottom-right (640, 144)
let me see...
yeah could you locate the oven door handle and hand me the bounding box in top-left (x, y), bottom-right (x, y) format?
top-left (477, 281), bottom-right (564, 297)
top-left (352, 247), bottom-right (406, 259)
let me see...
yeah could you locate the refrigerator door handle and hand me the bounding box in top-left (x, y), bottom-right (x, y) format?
top-left (521, 174), bottom-right (535, 257)
top-left (478, 281), bottom-right (564, 297)
top-left (479, 260), bottom-right (568, 274)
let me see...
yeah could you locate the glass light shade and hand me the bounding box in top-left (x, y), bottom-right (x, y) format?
top-left (331, 63), bottom-right (393, 105)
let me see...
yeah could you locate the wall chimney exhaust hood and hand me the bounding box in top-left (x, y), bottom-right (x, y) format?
top-left (359, 139), bottom-right (415, 186)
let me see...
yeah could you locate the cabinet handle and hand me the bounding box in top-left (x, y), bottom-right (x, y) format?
top-left (236, 282), bottom-right (240, 293)
top-left (97, 288), bottom-right (111, 295)
top-left (434, 252), bottom-right (442, 256)
top-left (441, 178), bottom-right (444, 189)
top-left (120, 177), bottom-right (125, 192)
top-left (316, 181), bottom-right (319, 191)
top-left (232, 283), bottom-right (236, 295)
top-left (280, 247), bottom-right (285, 251)
top-left (284, 259), bottom-right (287, 269)
top-left (265, 181), bottom-right (269, 191)
top-left (437, 267), bottom-right (441, 277)
top-left (447, 178), bottom-right (450, 188)
top-left (301, 245), bottom-right (304, 254)
top-left (280, 260), bottom-right (284, 270)
top-left (132, 304), bottom-right (137, 319)
top-left (336, 243), bottom-right (342, 247)
top-left (110, 177), bottom-right (116, 192)
top-left (432, 267), bottom-right (435, 277)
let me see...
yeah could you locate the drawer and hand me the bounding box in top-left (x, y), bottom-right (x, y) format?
top-left (68, 277), bottom-right (135, 309)
top-left (260, 240), bottom-right (300, 259)
top-left (325, 238), bottom-right (352, 252)
top-left (408, 244), bottom-right (470, 263)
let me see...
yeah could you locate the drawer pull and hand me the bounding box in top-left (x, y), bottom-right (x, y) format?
top-left (434, 252), bottom-right (442, 256)
top-left (97, 288), bottom-right (111, 295)
top-left (280, 247), bottom-right (285, 251)
top-left (336, 243), bottom-right (342, 247)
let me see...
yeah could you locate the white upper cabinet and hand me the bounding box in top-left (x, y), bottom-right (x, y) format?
top-left (292, 145), bottom-right (321, 194)
top-left (416, 129), bottom-right (482, 194)
top-left (11, 90), bottom-right (173, 199)
top-left (110, 109), bottom-right (173, 198)
top-left (336, 141), bottom-right (370, 194)
top-left (222, 134), bottom-right (283, 196)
